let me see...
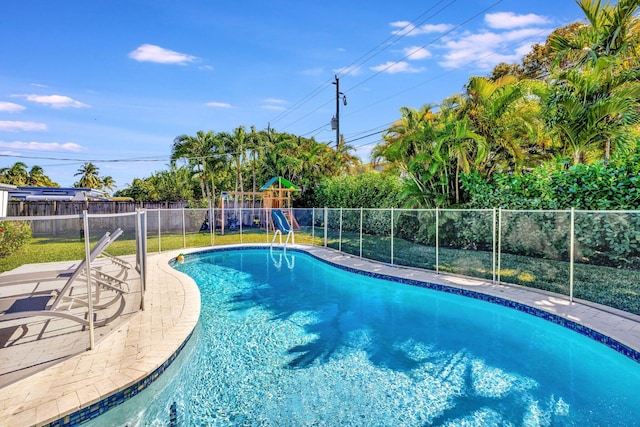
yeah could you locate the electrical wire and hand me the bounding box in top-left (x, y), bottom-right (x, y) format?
top-left (267, 0), bottom-right (459, 129)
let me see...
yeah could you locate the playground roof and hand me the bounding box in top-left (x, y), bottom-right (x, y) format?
top-left (259, 176), bottom-right (300, 191)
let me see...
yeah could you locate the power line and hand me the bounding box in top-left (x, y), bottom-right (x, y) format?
top-left (267, 0), bottom-right (459, 130)
top-left (276, 0), bottom-right (506, 141)
top-left (345, 0), bottom-right (505, 94)
top-left (0, 153), bottom-right (169, 162)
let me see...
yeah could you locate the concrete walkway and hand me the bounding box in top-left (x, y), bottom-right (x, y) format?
top-left (0, 244), bottom-right (639, 426)
top-left (0, 250), bottom-right (200, 426)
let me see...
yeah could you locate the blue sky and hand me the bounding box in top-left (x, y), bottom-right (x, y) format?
top-left (0, 0), bottom-right (585, 189)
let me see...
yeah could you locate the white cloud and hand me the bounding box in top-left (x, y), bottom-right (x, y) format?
top-left (261, 98), bottom-right (287, 111)
top-left (390, 21), bottom-right (453, 36)
top-left (261, 104), bottom-right (286, 111)
top-left (129, 44), bottom-right (197, 64)
top-left (199, 65), bottom-right (214, 71)
top-left (22, 94), bottom-right (89, 108)
top-left (333, 65), bottom-right (362, 76)
top-left (370, 61), bottom-right (424, 74)
top-left (403, 46), bottom-right (432, 60)
top-left (263, 98), bottom-right (287, 104)
top-left (301, 67), bottom-right (324, 76)
top-left (0, 141), bottom-right (85, 152)
top-left (205, 101), bottom-right (232, 108)
top-left (439, 28), bottom-right (552, 69)
top-left (0, 121), bottom-right (47, 132)
top-left (0, 102), bottom-right (26, 113)
top-left (485, 12), bottom-right (550, 29)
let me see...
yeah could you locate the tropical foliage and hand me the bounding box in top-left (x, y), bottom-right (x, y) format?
top-left (73, 162), bottom-right (117, 195)
top-left (115, 126), bottom-right (361, 204)
top-left (372, 0), bottom-right (640, 209)
top-left (0, 162), bottom-right (59, 187)
top-left (4, 1), bottom-right (638, 212)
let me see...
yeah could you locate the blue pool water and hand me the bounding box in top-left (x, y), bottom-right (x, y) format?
top-left (88, 248), bottom-right (640, 426)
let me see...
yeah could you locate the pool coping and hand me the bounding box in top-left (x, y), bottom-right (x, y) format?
top-left (0, 249), bottom-right (201, 426)
top-left (1, 243), bottom-right (639, 425)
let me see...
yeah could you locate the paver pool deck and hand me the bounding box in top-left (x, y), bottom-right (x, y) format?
top-left (1, 244), bottom-right (639, 426)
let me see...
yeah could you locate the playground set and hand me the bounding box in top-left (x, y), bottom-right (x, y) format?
top-left (200, 176), bottom-right (301, 235)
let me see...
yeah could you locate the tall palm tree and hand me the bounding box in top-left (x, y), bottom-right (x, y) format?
top-left (102, 176), bottom-right (116, 194)
top-left (220, 126), bottom-right (255, 195)
top-left (74, 162), bottom-right (102, 189)
top-left (171, 130), bottom-right (221, 200)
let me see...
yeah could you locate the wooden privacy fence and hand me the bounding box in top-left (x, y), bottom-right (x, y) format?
top-left (7, 200), bottom-right (188, 217)
top-left (6, 201), bottom-right (191, 237)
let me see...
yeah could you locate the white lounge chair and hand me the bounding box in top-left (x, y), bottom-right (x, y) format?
top-left (0, 228), bottom-right (129, 327)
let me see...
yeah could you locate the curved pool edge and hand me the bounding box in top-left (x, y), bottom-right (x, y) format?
top-left (0, 250), bottom-right (201, 427)
top-left (5, 243), bottom-right (638, 426)
top-left (190, 244), bottom-right (640, 364)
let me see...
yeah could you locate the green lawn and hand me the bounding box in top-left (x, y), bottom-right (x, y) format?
top-left (2, 227), bottom-right (638, 315)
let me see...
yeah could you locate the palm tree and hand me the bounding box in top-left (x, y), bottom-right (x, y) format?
top-left (462, 75), bottom-right (546, 176)
top-left (0, 162), bottom-right (29, 185)
top-left (26, 165), bottom-right (54, 186)
top-left (74, 162), bottom-right (102, 189)
top-left (219, 126), bottom-right (254, 195)
top-left (546, 56), bottom-right (640, 164)
top-left (549, 0), bottom-right (640, 68)
top-left (334, 135), bottom-right (360, 174)
top-left (102, 176), bottom-right (116, 194)
top-left (438, 114), bottom-right (487, 204)
top-left (171, 130), bottom-right (221, 200)
top-left (374, 105), bottom-right (435, 174)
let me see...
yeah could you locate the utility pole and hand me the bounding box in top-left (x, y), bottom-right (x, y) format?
top-left (331, 75), bottom-right (346, 149)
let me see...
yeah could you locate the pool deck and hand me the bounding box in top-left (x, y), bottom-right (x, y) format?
top-left (1, 244), bottom-right (640, 426)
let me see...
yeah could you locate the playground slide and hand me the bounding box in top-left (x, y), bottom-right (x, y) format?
top-left (271, 209), bottom-right (292, 233)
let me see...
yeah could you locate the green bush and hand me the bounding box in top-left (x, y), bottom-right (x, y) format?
top-left (312, 172), bottom-right (403, 209)
top-left (0, 221), bottom-right (33, 257)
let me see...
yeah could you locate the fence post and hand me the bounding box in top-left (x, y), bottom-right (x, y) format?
top-left (359, 207), bottom-right (363, 259)
top-left (570, 207), bottom-right (575, 303)
top-left (324, 207), bottom-right (328, 247)
top-left (492, 208), bottom-right (497, 283)
top-left (339, 207), bottom-right (343, 252)
top-left (312, 208), bottom-right (315, 246)
top-left (82, 211), bottom-right (95, 350)
top-left (240, 207), bottom-right (243, 244)
top-left (497, 207), bottom-right (502, 284)
top-left (158, 209), bottom-right (162, 253)
top-left (182, 208), bottom-right (186, 249)
top-left (137, 210), bottom-right (147, 311)
top-left (209, 198), bottom-right (213, 247)
top-left (391, 207), bottom-right (394, 265)
top-left (435, 208), bottom-right (439, 274)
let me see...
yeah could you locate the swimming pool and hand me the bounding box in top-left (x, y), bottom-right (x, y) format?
top-left (87, 247), bottom-right (640, 426)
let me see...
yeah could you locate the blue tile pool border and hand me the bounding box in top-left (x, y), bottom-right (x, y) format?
top-left (44, 329), bottom-right (194, 427)
top-left (186, 245), bottom-right (640, 365)
top-left (47, 244), bottom-right (639, 426)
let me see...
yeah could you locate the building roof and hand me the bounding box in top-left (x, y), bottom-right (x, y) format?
top-left (6, 186), bottom-right (108, 201)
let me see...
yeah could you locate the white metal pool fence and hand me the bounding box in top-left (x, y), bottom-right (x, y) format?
top-left (2, 207), bottom-right (639, 316)
top-left (0, 210), bottom-right (147, 355)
